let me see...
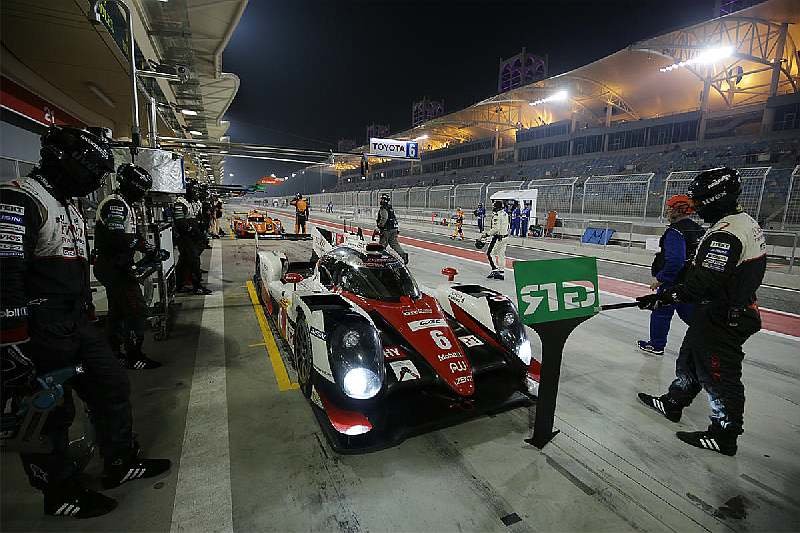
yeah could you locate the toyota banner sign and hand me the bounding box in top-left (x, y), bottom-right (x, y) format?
top-left (368, 138), bottom-right (420, 159)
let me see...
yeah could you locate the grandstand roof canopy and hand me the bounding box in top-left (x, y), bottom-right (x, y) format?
top-left (324, 0), bottom-right (798, 172)
top-left (0, 0), bottom-right (247, 183)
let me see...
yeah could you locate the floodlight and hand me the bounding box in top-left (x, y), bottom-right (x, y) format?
top-left (529, 90), bottom-right (569, 106)
top-left (660, 46), bottom-right (734, 72)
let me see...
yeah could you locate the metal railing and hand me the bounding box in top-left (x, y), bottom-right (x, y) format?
top-left (662, 167), bottom-right (770, 220)
top-left (582, 173), bottom-right (654, 220)
top-left (782, 166), bottom-right (800, 229)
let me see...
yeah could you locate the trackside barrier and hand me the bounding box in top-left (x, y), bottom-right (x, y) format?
top-left (782, 166), bottom-right (800, 229)
top-left (408, 186), bottom-right (428, 208)
top-left (662, 167), bottom-right (770, 221)
top-left (453, 183), bottom-right (485, 211)
top-left (392, 187), bottom-right (411, 210)
top-left (582, 173), bottom-right (654, 220)
top-left (526, 176), bottom-right (578, 218)
top-left (428, 185), bottom-right (454, 210)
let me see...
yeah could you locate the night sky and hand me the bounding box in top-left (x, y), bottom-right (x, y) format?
top-left (222, 0), bottom-right (717, 191)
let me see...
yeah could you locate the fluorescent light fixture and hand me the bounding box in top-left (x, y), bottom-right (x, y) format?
top-left (189, 130), bottom-right (203, 136)
top-left (660, 46), bottom-right (734, 72)
top-left (181, 109), bottom-right (198, 116)
top-left (529, 90), bottom-right (568, 106)
top-left (196, 143), bottom-right (207, 148)
top-left (86, 82), bottom-right (116, 108)
top-left (219, 150), bottom-right (228, 154)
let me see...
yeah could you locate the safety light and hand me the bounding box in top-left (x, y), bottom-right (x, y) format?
top-left (660, 46), bottom-right (734, 72)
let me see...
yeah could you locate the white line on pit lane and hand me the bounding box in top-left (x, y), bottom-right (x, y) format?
top-left (170, 243), bottom-right (234, 533)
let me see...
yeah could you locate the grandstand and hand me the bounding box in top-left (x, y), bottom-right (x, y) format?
top-left (309, 0), bottom-right (799, 228)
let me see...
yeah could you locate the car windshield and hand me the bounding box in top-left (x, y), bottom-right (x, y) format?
top-left (340, 261), bottom-right (420, 301)
top-left (248, 215), bottom-right (264, 222)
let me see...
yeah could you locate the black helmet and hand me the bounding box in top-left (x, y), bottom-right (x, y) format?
top-left (492, 200), bottom-right (504, 211)
top-left (39, 126), bottom-right (114, 198)
top-left (116, 164), bottom-right (152, 203)
top-left (475, 238), bottom-right (485, 250)
top-left (687, 167), bottom-right (741, 222)
top-left (295, 192), bottom-right (302, 199)
top-left (380, 193), bottom-right (391, 205)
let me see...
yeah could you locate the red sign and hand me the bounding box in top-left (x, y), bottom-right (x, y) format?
top-left (1, 77), bottom-right (84, 127)
top-left (258, 177), bottom-right (282, 185)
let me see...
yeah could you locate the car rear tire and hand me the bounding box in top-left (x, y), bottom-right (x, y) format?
top-left (294, 315), bottom-right (313, 398)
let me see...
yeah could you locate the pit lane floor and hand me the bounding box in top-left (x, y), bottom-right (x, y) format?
top-left (2, 215), bottom-right (798, 532)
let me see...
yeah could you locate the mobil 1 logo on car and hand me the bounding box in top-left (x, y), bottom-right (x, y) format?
top-left (513, 256), bottom-right (601, 325)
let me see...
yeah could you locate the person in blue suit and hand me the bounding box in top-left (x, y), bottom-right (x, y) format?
top-left (520, 202), bottom-right (531, 237)
top-left (473, 203), bottom-right (485, 232)
top-left (510, 202), bottom-right (521, 236)
top-left (637, 195), bottom-right (704, 356)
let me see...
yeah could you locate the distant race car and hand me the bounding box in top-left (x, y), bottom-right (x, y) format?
top-left (254, 225), bottom-right (541, 452)
top-left (231, 210), bottom-right (284, 239)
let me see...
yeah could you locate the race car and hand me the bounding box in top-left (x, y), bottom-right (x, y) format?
top-left (231, 210), bottom-right (284, 239)
top-left (254, 225), bottom-right (541, 452)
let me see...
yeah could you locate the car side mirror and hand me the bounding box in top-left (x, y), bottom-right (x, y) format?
top-left (283, 272), bottom-right (304, 287)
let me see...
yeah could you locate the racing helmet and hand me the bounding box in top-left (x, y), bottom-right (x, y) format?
top-left (492, 200), bottom-right (504, 211)
top-left (116, 164), bottom-right (152, 203)
top-left (687, 167), bottom-right (741, 222)
top-left (39, 126), bottom-right (114, 198)
top-left (380, 193), bottom-right (391, 205)
top-left (295, 192), bottom-right (302, 199)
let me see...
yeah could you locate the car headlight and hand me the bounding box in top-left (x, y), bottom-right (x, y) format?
top-left (517, 337), bottom-right (532, 365)
top-left (342, 367), bottom-right (381, 399)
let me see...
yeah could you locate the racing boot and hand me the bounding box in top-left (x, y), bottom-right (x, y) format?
top-left (676, 422), bottom-right (738, 456)
top-left (44, 480), bottom-right (117, 518)
top-left (102, 444), bottom-right (171, 489)
top-left (122, 354), bottom-right (162, 370)
top-left (638, 392), bottom-right (682, 422)
top-left (122, 338), bottom-right (162, 370)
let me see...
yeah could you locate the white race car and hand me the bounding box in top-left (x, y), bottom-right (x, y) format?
top-left (254, 225), bottom-right (541, 452)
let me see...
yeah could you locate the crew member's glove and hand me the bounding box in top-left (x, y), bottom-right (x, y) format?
top-left (636, 291), bottom-right (675, 311)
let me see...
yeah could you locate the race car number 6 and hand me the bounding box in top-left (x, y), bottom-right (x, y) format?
top-left (430, 329), bottom-right (452, 350)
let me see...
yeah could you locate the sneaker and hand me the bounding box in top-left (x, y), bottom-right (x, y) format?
top-left (676, 428), bottom-right (738, 456)
top-left (44, 483), bottom-right (117, 518)
top-left (192, 286), bottom-right (212, 295)
top-left (123, 355), bottom-right (162, 370)
top-left (486, 271), bottom-right (497, 279)
top-left (637, 340), bottom-right (664, 356)
top-left (637, 392), bottom-right (682, 422)
top-left (102, 457), bottom-right (171, 490)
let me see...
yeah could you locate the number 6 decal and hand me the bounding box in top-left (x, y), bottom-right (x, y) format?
top-left (430, 329), bottom-right (452, 350)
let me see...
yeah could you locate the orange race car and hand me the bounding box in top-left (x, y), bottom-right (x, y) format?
top-left (230, 210), bottom-right (284, 239)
